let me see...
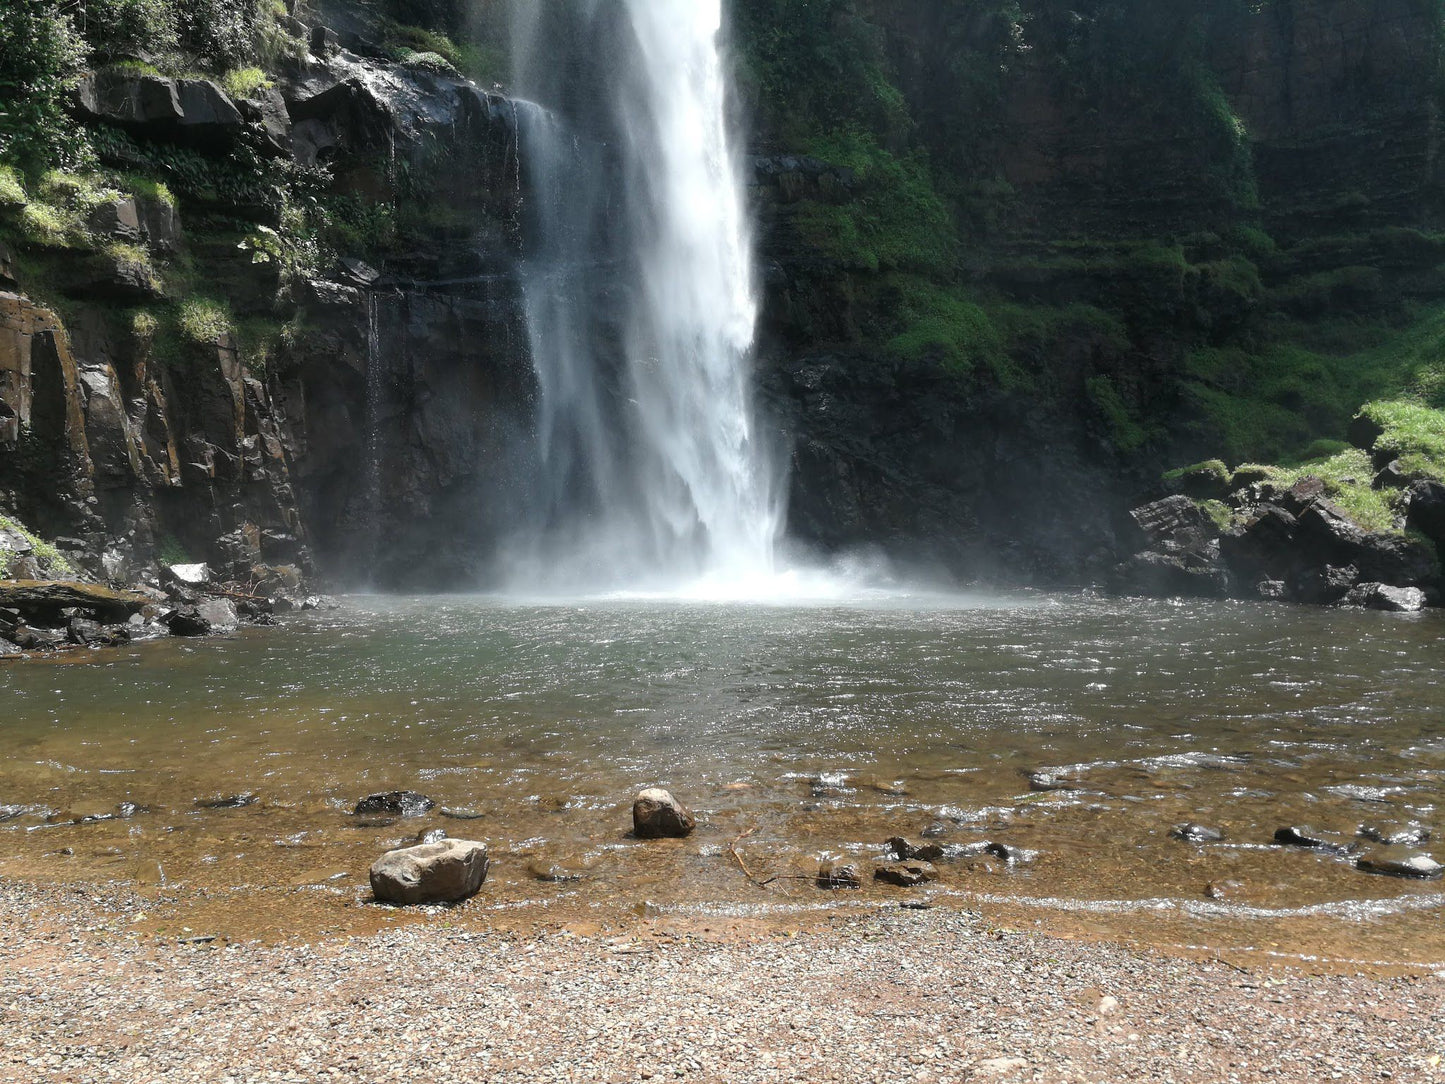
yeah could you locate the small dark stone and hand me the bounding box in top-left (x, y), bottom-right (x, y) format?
top-left (1170, 822), bottom-right (1225, 844)
top-left (1273, 826), bottom-right (1350, 854)
top-left (1028, 770), bottom-right (1081, 792)
top-left (874, 861), bottom-right (937, 887)
top-left (195, 793), bottom-right (258, 810)
top-left (982, 841), bottom-right (1035, 864)
top-left (354, 791), bottom-right (435, 818)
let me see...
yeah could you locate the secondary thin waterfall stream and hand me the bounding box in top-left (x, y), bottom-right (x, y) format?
top-left (508, 0), bottom-right (780, 591)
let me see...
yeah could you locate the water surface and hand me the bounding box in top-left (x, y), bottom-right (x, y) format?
top-left (2, 592), bottom-right (1442, 963)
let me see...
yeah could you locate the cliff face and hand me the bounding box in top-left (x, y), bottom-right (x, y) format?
top-left (2, 0), bottom-right (1443, 590)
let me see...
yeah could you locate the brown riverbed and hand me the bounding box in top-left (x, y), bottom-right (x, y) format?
top-left (1, 591), bottom-right (1442, 967)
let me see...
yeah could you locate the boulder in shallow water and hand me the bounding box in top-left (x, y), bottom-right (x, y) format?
top-left (354, 791), bottom-right (435, 818)
top-left (164, 607), bottom-right (211, 636)
top-left (369, 839), bottom-right (489, 905)
top-left (1343, 583), bottom-right (1427, 612)
top-left (1354, 854), bottom-right (1443, 880)
top-left (632, 787), bottom-right (695, 838)
top-left (817, 860), bottom-right (861, 889)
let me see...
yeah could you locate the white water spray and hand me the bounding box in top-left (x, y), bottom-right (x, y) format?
top-left (508, 0), bottom-right (782, 593)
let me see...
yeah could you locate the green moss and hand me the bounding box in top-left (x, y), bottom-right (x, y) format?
top-left (398, 50), bottom-right (458, 76)
top-left (1085, 374), bottom-right (1154, 454)
top-left (794, 129), bottom-right (955, 273)
top-left (1197, 498), bottom-right (1235, 531)
top-left (177, 297), bottom-right (233, 344)
top-left (1358, 400), bottom-right (1445, 480)
top-left (116, 172), bottom-right (176, 209)
top-left (1228, 224), bottom-right (1276, 258)
top-left (887, 279), bottom-right (1007, 379)
top-left (1163, 459), bottom-right (1229, 485)
top-left (0, 513), bottom-right (76, 578)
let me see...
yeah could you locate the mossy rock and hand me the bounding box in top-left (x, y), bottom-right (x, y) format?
top-left (1163, 459), bottom-right (1231, 500)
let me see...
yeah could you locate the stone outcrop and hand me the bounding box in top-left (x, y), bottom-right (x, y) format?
top-left (369, 839), bottom-right (489, 905)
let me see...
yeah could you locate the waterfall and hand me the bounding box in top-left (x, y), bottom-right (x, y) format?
top-left (508, 0), bottom-right (781, 593)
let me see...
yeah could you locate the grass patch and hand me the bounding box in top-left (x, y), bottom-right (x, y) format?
top-left (177, 296), bottom-right (233, 344)
top-left (115, 172), bottom-right (176, 209)
top-left (0, 167), bottom-right (26, 206)
top-left (219, 67), bottom-right (271, 99)
top-left (1358, 400), bottom-right (1445, 480)
top-left (1245, 449), bottom-right (1399, 533)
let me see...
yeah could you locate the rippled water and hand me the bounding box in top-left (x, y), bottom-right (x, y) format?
top-left (2, 592), bottom-right (1442, 961)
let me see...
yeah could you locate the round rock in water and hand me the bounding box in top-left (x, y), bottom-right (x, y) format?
top-left (1170, 822), bottom-right (1225, 844)
top-left (369, 839), bottom-right (489, 905)
top-left (632, 787), bottom-right (695, 839)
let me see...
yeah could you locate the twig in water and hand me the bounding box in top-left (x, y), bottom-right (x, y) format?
top-left (728, 826), bottom-right (776, 888)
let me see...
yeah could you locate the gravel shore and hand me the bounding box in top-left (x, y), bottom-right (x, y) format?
top-left (2, 879), bottom-right (1442, 1084)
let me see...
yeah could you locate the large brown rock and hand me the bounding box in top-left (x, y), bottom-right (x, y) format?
top-left (369, 839), bottom-right (489, 905)
top-left (632, 787), bottom-right (695, 839)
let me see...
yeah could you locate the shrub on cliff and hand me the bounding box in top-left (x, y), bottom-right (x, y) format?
top-left (0, 1), bottom-right (89, 172)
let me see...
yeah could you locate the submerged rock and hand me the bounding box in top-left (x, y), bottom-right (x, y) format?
top-left (195, 793), bottom-right (258, 809)
top-left (632, 787), bottom-right (695, 839)
top-left (817, 860), bottom-right (861, 889)
top-left (1359, 823), bottom-right (1431, 846)
top-left (1170, 823), bottom-right (1225, 844)
top-left (874, 861), bottom-right (937, 887)
top-left (1273, 826), bottom-right (1351, 854)
top-left (1354, 854), bottom-right (1443, 880)
top-left (369, 839), bottom-right (489, 905)
top-left (354, 791), bottom-right (435, 818)
top-left (886, 836), bottom-right (945, 862)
